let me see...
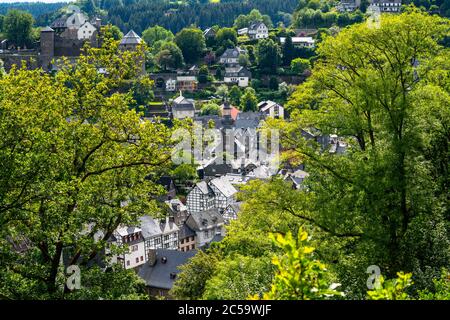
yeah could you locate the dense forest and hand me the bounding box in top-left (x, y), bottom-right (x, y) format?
top-left (69, 0), bottom-right (299, 33)
top-left (0, 2), bottom-right (66, 18)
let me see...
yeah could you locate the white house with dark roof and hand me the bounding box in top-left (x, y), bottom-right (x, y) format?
top-left (219, 47), bottom-right (247, 65)
top-left (77, 21), bottom-right (96, 40)
top-left (248, 22), bottom-right (269, 40)
top-left (258, 100), bottom-right (284, 119)
top-left (224, 66), bottom-right (251, 87)
top-left (112, 226), bottom-right (146, 270)
top-left (280, 37), bottom-right (315, 49)
top-left (185, 208), bottom-right (225, 247)
top-left (171, 94), bottom-right (196, 119)
top-left (66, 12), bottom-right (88, 29)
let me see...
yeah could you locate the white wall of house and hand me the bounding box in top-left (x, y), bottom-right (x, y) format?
top-left (224, 76), bottom-right (249, 87)
top-left (166, 79), bottom-right (176, 91)
top-left (77, 22), bottom-right (96, 40)
top-left (123, 241), bottom-right (146, 269)
top-left (173, 109), bottom-right (195, 119)
top-left (265, 105), bottom-right (284, 119)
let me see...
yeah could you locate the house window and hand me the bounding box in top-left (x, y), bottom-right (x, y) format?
top-left (164, 235), bottom-right (169, 241)
top-left (140, 256), bottom-right (144, 262)
top-left (136, 257), bottom-right (139, 263)
top-left (191, 244), bottom-right (195, 250)
top-left (180, 239), bottom-right (184, 244)
top-left (126, 260), bottom-right (130, 266)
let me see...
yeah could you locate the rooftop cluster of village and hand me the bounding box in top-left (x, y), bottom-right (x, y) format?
top-left (0, 0), bottom-right (404, 299)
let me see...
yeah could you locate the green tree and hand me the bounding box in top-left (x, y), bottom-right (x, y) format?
top-left (269, 76), bottom-right (279, 91)
top-left (215, 27), bottom-right (237, 48)
top-left (171, 164), bottom-right (198, 184)
top-left (282, 35), bottom-right (296, 66)
top-left (254, 230), bottom-right (343, 300)
top-left (170, 249), bottom-right (221, 299)
top-left (175, 27), bottom-right (206, 64)
top-left (366, 272), bottom-right (413, 300)
top-left (0, 34), bottom-right (173, 299)
top-left (155, 41), bottom-right (184, 70)
top-left (4, 9), bottom-right (34, 48)
top-left (142, 25), bottom-right (174, 49)
top-left (290, 57), bottom-right (311, 75)
top-left (200, 102), bottom-right (220, 116)
top-left (229, 85), bottom-right (242, 106)
top-left (234, 9), bottom-right (273, 29)
top-left (198, 65), bottom-right (210, 84)
top-left (215, 84), bottom-right (228, 99)
top-left (280, 10), bottom-right (450, 296)
top-left (240, 87), bottom-right (258, 112)
top-left (256, 38), bottom-right (281, 73)
top-left (108, 25), bottom-right (123, 40)
top-left (203, 255), bottom-right (274, 300)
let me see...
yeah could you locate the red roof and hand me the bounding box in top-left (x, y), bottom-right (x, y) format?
top-left (231, 107), bottom-right (239, 120)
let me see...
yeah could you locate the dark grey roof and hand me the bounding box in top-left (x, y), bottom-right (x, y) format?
top-left (203, 28), bottom-right (216, 37)
top-left (249, 21), bottom-right (266, 31)
top-left (139, 216), bottom-right (163, 239)
top-left (120, 30), bottom-right (142, 45)
top-left (139, 216), bottom-right (178, 239)
top-left (224, 66), bottom-right (251, 78)
top-left (51, 17), bottom-right (67, 28)
top-left (137, 249), bottom-right (197, 290)
top-left (178, 224), bottom-right (196, 239)
top-left (204, 162), bottom-right (233, 176)
top-left (187, 208), bottom-right (224, 231)
top-left (210, 177), bottom-right (237, 198)
top-left (196, 181), bottom-right (214, 195)
top-left (220, 47), bottom-right (245, 59)
top-left (234, 117), bottom-right (261, 129)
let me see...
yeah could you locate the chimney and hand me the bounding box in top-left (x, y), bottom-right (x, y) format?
top-left (94, 18), bottom-right (102, 30)
top-left (147, 249), bottom-right (157, 266)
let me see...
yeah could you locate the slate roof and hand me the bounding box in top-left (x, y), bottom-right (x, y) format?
top-left (249, 21), bottom-right (267, 31)
top-left (203, 28), bottom-right (216, 37)
top-left (139, 216), bottom-right (179, 239)
top-left (138, 249), bottom-right (197, 290)
top-left (258, 100), bottom-right (282, 112)
top-left (196, 181), bottom-right (214, 195)
top-left (178, 223), bottom-right (196, 239)
top-left (220, 47), bottom-right (246, 59)
top-left (210, 177), bottom-right (237, 198)
top-left (172, 95), bottom-right (195, 111)
top-left (115, 226), bottom-right (141, 237)
top-left (50, 17), bottom-right (67, 29)
top-left (224, 66), bottom-right (252, 78)
top-left (120, 30), bottom-right (142, 45)
top-left (187, 209), bottom-right (224, 231)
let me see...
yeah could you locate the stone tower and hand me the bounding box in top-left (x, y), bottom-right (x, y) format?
top-left (40, 26), bottom-right (55, 71)
top-left (119, 30), bottom-right (145, 74)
